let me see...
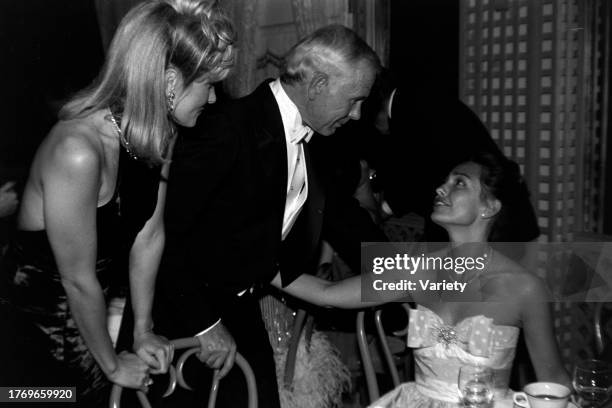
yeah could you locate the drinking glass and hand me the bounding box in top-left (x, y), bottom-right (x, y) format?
top-left (573, 359), bottom-right (612, 408)
top-left (458, 366), bottom-right (495, 408)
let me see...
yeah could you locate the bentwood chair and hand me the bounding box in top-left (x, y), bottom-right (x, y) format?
top-left (571, 232), bottom-right (612, 357)
top-left (109, 337), bottom-right (257, 408)
top-left (594, 302), bottom-right (611, 357)
top-left (356, 303), bottom-right (411, 403)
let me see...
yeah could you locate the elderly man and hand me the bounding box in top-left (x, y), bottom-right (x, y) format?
top-left (149, 25), bottom-right (386, 407)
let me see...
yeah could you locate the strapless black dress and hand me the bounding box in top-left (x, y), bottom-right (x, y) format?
top-left (0, 146), bottom-right (160, 407)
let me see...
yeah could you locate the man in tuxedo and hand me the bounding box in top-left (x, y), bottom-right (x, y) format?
top-left (152, 25), bottom-right (385, 407)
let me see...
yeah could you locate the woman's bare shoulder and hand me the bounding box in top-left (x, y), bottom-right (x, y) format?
top-left (41, 115), bottom-right (106, 173)
top-left (488, 252), bottom-right (550, 301)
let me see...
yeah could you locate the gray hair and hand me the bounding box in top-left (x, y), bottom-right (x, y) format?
top-left (280, 24), bottom-right (381, 85)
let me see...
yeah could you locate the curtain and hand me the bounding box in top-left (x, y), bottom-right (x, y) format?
top-left (351, 0), bottom-right (390, 67)
top-left (291, 0), bottom-right (351, 39)
top-left (94, 0), bottom-right (143, 52)
top-left (291, 0), bottom-right (389, 66)
top-left (222, 0), bottom-right (261, 97)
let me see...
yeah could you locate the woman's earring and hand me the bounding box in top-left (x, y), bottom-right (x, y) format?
top-left (167, 90), bottom-right (176, 114)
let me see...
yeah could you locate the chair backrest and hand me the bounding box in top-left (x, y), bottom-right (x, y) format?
top-left (356, 303), bottom-right (411, 403)
top-left (595, 302), bottom-right (606, 356)
top-left (572, 232), bottom-right (612, 357)
top-left (109, 337), bottom-right (257, 408)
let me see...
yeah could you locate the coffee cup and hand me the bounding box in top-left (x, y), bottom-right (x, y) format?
top-left (513, 382), bottom-right (571, 408)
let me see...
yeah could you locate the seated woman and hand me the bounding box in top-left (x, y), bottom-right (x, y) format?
top-left (274, 150), bottom-right (570, 407)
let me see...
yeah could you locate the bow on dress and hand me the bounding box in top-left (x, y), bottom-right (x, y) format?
top-left (407, 307), bottom-right (496, 358)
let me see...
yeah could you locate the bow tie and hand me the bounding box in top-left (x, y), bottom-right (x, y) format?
top-left (289, 126), bottom-right (313, 144)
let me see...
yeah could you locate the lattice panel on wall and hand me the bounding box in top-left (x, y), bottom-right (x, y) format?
top-left (459, 0), bottom-right (609, 369)
top-left (579, 1), bottom-right (610, 234)
top-left (460, 0), bottom-right (530, 175)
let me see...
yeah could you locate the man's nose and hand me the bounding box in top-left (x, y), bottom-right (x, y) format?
top-left (348, 101), bottom-right (362, 120)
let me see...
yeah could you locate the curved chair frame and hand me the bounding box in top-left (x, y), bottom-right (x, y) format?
top-left (283, 308), bottom-right (310, 389)
top-left (595, 302), bottom-right (605, 356)
top-left (356, 303), bottom-right (411, 402)
top-left (109, 337), bottom-right (257, 408)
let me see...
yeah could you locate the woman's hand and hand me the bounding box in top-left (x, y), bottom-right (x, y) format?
top-left (133, 331), bottom-right (174, 374)
top-left (354, 160), bottom-right (383, 224)
top-left (107, 351), bottom-right (151, 391)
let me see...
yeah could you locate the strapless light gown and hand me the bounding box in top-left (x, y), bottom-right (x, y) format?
top-left (369, 305), bottom-right (519, 408)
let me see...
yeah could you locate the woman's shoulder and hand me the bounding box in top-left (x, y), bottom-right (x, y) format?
top-left (37, 113), bottom-right (110, 177)
top-left (487, 251), bottom-right (550, 301)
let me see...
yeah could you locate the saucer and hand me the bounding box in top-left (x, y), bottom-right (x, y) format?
top-left (502, 399), bottom-right (578, 408)
top-left (510, 400), bottom-right (580, 408)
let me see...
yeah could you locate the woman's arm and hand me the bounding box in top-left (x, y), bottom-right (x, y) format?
top-left (520, 275), bottom-right (571, 387)
top-left (270, 267), bottom-right (412, 308)
top-left (128, 156), bottom-right (173, 374)
top-left (43, 131), bottom-right (148, 389)
top-left (271, 272), bottom-right (367, 308)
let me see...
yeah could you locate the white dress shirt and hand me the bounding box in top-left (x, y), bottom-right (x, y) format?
top-left (196, 81), bottom-right (314, 327)
top-left (269, 79), bottom-right (313, 241)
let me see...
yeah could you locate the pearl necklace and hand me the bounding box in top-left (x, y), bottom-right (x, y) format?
top-left (108, 108), bottom-right (139, 160)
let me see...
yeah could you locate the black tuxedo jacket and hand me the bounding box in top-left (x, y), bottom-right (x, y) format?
top-left (155, 81), bottom-right (384, 337)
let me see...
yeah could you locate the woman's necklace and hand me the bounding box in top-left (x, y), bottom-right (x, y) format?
top-left (107, 107), bottom-right (139, 161)
top-left (445, 245), bottom-right (494, 288)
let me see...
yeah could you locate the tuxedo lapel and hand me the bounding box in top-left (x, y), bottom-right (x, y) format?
top-left (303, 142), bottom-right (325, 250)
top-left (248, 82), bottom-right (288, 220)
top-left (246, 81), bottom-right (327, 286)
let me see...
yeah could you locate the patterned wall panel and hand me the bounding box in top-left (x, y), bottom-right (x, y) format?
top-left (459, 0), bottom-right (609, 369)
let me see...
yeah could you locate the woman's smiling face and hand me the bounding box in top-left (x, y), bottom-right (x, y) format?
top-left (431, 161), bottom-right (487, 227)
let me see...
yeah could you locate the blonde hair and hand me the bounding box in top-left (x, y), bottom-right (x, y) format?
top-left (280, 25), bottom-right (380, 86)
top-left (60, 0), bottom-right (235, 164)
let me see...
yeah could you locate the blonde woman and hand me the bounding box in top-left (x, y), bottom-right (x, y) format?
top-left (0, 0), bottom-right (234, 405)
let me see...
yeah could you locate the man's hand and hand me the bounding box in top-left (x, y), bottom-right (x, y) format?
top-left (195, 322), bottom-right (236, 379)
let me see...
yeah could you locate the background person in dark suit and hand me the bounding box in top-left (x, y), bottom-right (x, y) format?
top-left (362, 75), bottom-right (540, 245)
top-left (149, 25), bottom-right (386, 407)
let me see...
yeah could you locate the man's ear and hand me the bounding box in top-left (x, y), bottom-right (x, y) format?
top-left (481, 198), bottom-right (501, 219)
top-left (165, 68), bottom-right (179, 97)
top-left (306, 71), bottom-right (328, 100)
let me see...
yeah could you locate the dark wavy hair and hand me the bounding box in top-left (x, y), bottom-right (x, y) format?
top-left (469, 151), bottom-right (537, 242)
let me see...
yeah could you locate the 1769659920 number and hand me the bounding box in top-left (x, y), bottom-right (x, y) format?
top-left (0, 387), bottom-right (76, 402)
